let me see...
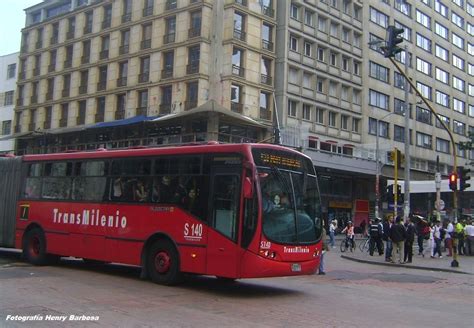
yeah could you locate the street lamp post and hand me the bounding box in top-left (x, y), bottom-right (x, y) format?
top-left (403, 46), bottom-right (411, 223)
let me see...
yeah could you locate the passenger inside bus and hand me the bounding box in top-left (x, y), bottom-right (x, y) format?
top-left (134, 179), bottom-right (148, 202)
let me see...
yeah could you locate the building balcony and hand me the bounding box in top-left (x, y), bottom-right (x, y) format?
top-left (66, 31), bottom-right (74, 39)
top-left (165, 0), bottom-right (177, 10)
top-left (102, 19), bottom-right (111, 29)
top-left (16, 99), bottom-right (23, 106)
top-left (161, 68), bottom-right (173, 79)
top-left (30, 95), bottom-right (38, 104)
top-left (35, 41), bottom-right (42, 49)
top-left (122, 13), bottom-right (131, 23)
top-left (186, 63), bottom-right (199, 75)
top-left (141, 39), bottom-right (151, 49)
top-left (50, 36), bottom-right (58, 45)
top-left (45, 92), bottom-right (53, 101)
top-left (117, 77), bottom-right (127, 87)
top-left (28, 123), bottom-right (35, 132)
top-left (33, 68), bottom-right (40, 76)
top-left (115, 111), bottom-right (125, 120)
top-left (262, 39), bottom-right (274, 52)
top-left (235, 0), bottom-right (247, 7)
top-left (48, 64), bottom-right (55, 73)
top-left (261, 5), bottom-right (274, 18)
top-left (63, 60), bottom-right (72, 69)
top-left (76, 117), bottom-right (85, 125)
top-left (136, 107), bottom-right (148, 116)
top-left (232, 65), bottom-right (244, 77)
top-left (14, 125), bottom-right (21, 133)
top-left (97, 82), bottom-right (106, 91)
top-left (231, 102), bottom-right (243, 114)
top-left (233, 29), bottom-right (246, 42)
top-left (261, 74), bottom-right (272, 85)
top-left (259, 107), bottom-right (272, 121)
top-left (79, 85), bottom-right (87, 94)
top-left (159, 104), bottom-right (172, 115)
top-left (81, 55), bottom-right (90, 64)
top-left (99, 50), bottom-right (109, 60)
top-left (59, 118), bottom-right (67, 128)
top-left (119, 45), bottom-right (129, 55)
top-left (62, 89), bottom-right (70, 97)
top-left (95, 113), bottom-right (104, 123)
top-left (44, 121), bottom-right (51, 129)
top-left (188, 28), bottom-right (201, 38)
top-left (83, 26), bottom-right (92, 34)
top-left (143, 6), bottom-right (153, 17)
top-left (184, 100), bottom-right (197, 111)
top-left (138, 72), bottom-right (149, 83)
top-left (163, 33), bottom-right (175, 44)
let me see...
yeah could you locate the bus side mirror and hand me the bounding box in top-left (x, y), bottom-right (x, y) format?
top-left (243, 177), bottom-right (253, 199)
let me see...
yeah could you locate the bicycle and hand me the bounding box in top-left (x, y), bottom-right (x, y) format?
top-left (340, 236), bottom-right (356, 253)
top-left (359, 237), bottom-right (370, 253)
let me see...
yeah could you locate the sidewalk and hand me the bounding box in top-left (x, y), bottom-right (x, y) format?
top-left (332, 236), bottom-right (474, 275)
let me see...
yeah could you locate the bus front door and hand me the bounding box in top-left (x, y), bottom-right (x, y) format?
top-left (206, 171), bottom-right (242, 278)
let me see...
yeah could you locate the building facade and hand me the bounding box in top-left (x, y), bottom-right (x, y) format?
top-left (0, 53), bottom-right (19, 154)
top-left (11, 0), bottom-right (474, 223)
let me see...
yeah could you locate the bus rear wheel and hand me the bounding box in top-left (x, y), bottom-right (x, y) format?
top-left (147, 240), bottom-right (182, 285)
top-left (23, 228), bottom-right (47, 265)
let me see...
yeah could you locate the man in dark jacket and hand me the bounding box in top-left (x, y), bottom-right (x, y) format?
top-left (404, 216), bottom-right (416, 263)
top-left (369, 218), bottom-right (384, 256)
top-left (383, 216), bottom-right (393, 262)
top-left (390, 216), bottom-right (407, 264)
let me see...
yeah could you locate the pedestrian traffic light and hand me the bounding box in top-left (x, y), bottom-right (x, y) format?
top-left (449, 172), bottom-right (458, 191)
top-left (383, 26), bottom-right (404, 58)
top-left (396, 184), bottom-right (404, 204)
top-left (458, 166), bottom-right (471, 191)
top-left (386, 184), bottom-right (394, 203)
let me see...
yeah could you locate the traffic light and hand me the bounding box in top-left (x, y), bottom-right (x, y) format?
top-left (386, 184), bottom-right (394, 203)
top-left (383, 26), bottom-right (404, 58)
top-left (449, 172), bottom-right (458, 191)
top-left (396, 184), bottom-right (404, 204)
top-left (458, 166), bottom-right (471, 191)
top-left (388, 148), bottom-right (403, 169)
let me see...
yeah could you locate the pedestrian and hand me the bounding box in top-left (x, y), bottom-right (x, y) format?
top-left (341, 221), bottom-right (355, 252)
top-left (464, 220), bottom-right (474, 255)
top-left (368, 218), bottom-right (383, 256)
top-left (404, 216), bottom-right (415, 263)
top-left (415, 216), bottom-right (430, 257)
top-left (390, 216), bottom-right (407, 264)
top-left (318, 221), bottom-right (328, 275)
top-left (432, 220), bottom-right (443, 258)
top-left (329, 220), bottom-right (336, 248)
top-left (383, 216), bottom-right (393, 262)
top-left (444, 219), bottom-right (454, 257)
top-left (455, 219), bottom-right (465, 255)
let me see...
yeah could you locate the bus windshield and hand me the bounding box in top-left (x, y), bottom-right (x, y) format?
top-left (259, 167), bottom-right (321, 244)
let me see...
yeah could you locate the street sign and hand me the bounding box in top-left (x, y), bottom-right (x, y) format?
top-left (435, 199), bottom-right (445, 211)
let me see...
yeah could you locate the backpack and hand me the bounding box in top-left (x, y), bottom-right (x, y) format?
top-left (421, 225), bottom-right (430, 240)
top-left (439, 228), bottom-right (446, 240)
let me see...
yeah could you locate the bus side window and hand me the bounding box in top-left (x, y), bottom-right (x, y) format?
top-left (212, 175), bottom-right (239, 241)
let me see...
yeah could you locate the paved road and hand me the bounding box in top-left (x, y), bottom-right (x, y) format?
top-left (0, 248), bottom-right (472, 328)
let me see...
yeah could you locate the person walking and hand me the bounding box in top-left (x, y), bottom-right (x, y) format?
top-left (456, 219), bottom-right (465, 255)
top-left (390, 216), bottom-right (407, 264)
top-left (383, 216), bottom-right (394, 262)
top-left (444, 219), bottom-right (454, 257)
top-left (415, 216), bottom-right (430, 257)
top-left (464, 220), bottom-right (474, 255)
top-left (404, 216), bottom-right (415, 263)
top-left (329, 220), bottom-right (336, 248)
top-left (432, 220), bottom-right (443, 258)
top-left (318, 221), bottom-right (328, 275)
top-left (368, 218), bottom-right (383, 256)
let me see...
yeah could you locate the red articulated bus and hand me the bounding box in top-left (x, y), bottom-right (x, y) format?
top-left (0, 143), bottom-right (323, 285)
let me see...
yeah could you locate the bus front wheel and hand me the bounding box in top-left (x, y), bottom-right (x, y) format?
top-left (23, 228), bottom-right (47, 265)
top-left (147, 240), bottom-right (182, 285)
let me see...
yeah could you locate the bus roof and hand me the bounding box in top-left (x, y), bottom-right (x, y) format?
top-left (21, 143), bottom-right (308, 162)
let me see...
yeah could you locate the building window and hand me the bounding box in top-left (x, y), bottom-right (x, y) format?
top-left (394, 125), bottom-right (405, 142)
top-left (352, 118), bottom-right (360, 133)
top-left (453, 120), bottom-right (466, 135)
top-left (122, 0), bottom-right (132, 22)
top-left (341, 115), bottom-right (349, 130)
top-left (453, 98), bottom-right (465, 114)
top-left (164, 17), bottom-right (176, 44)
top-left (416, 33), bottom-right (432, 52)
top-left (304, 9), bottom-right (313, 26)
top-left (304, 41), bottom-right (312, 57)
top-left (452, 54), bottom-right (464, 70)
top-left (120, 29), bottom-right (130, 54)
top-left (369, 89), bottom-right (389, 110)
top-left (370, 7), bottom-right (388, 27)
top-left (261, 57), bottom-right (272, 85)
top-left (77, 100), bottom-right (86, 125)
top-left (435, 91), bottom-right (450, 107)
top-left (436, 138), bottom-right (450, 153)
top-left (187, 45), bottom-right (200, 74)
top-left (416, 58), bottom-right (431, 76)
top-left (96, 97), bottom-right (106, 122)
top-left (137, 90), bottom-right (148, 115)
top-left (234, 12), bottom-right (246, 41)
top-left (369, 61), bottom-right (389, 82)
top-left (416, 9), bottom-right (431, 29)
top-left (435, 44), bottom-right (449, 61)
top-left (395, 0), bottom-right (411, 17)
top-left (189, 10), bottom-right (202, 38)
top-left (142, 23), bottom-right (152, 48)
top-left (416, 107), bottom-right (432, 125)
top-left (328, 112), bottom-right (337, 127)
top-left (452, 33), bottom-right (464, 50)
top-left (416, 132), bottom-right (432, 149)
top-left (2, 121), bottom-right (11, 135)
top-left (315, 108), bottom-right (324, 124)
top-left (186, 81), bottom-right (198, 110)
top-left (262, 22), bottom-right (273, 51)
top-left (139, 56), bottom-right (150, 82)
top-left (435, 114), bottom-right (449, 129)
top-left (7, 64), bottom-right (16, 79)
top-left (290, 4), bottom-right (299, 20)
top-left (318, 17), bottom-right (327, 32)
top-left (288, 100), bottom-right (297, 117)
top-left (84, 11), bottom-right (93, 34)
top-left (118, 61), bottom-right (128, 87)
top-left (302, 104), bottom-right (311, 121)
top-left (452, 76), bottom-right (465, 92)
top-left (435, 22), bottom-right (448, 39)
top-left (451, 12), bottom-right (464, 29)
top-left (4, 91), bottom-right (14, 106)
top-left (289, 35), bottom-right (298, 51)
top-left (416, 82), bottom-right (432, 100)
top-left (162, 50), bottom-right (174, 78)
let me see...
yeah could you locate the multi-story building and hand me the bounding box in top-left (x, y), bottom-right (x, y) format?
top-left (11, 0), bottom-right (474, 224)
top-left (0, 52), bottom-right (19, 154)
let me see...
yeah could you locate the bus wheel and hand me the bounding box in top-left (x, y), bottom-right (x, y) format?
top-left (147, 240), bottom-right (182, 285)
top-left (23, 228), bottom-right (47, 266)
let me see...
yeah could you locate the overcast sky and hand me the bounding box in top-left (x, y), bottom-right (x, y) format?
top-left (0, 0), bottom-right (43, 56)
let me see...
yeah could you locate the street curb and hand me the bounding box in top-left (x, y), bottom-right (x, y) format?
top-left (340, 255), bottom-right (472, 275)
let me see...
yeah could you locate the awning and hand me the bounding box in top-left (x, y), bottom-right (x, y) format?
top-left (151, 100), bottom-right (267, 128)
top-left (92, 115), bottom-right (156, 129)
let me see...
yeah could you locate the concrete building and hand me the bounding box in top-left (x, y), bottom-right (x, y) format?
top-left (0, 53), bottom-right (19, 154)
top-left (11, 0), bottom-right (474, 223)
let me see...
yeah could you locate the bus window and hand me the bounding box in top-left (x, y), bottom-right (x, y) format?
top-left (42, 177), bottom-right (71, 199)
top-left (24, 178), bottom-right (41, 198)
top-left (212, 175), bottom-right (240, 241)
top-left (72, 177), bottom-right (107, 201)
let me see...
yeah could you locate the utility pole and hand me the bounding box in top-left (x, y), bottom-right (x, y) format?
top-left (393, 148), bottom-right (398, 219)
top-left (403, 45), bottom-right (410, 223)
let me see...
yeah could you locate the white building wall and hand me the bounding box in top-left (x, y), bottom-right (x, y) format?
top-left (0, 52), bottom-right (19, 153)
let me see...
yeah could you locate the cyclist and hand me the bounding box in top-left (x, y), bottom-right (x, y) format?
top-left (341, 221), bottom-right (355, 252)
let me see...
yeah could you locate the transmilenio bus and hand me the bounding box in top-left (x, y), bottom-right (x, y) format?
top-left (0, 143), bottom-right (323, 285)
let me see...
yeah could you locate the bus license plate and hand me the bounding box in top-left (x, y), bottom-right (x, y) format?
top-left (291, 263), bottom-right (301, 272)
